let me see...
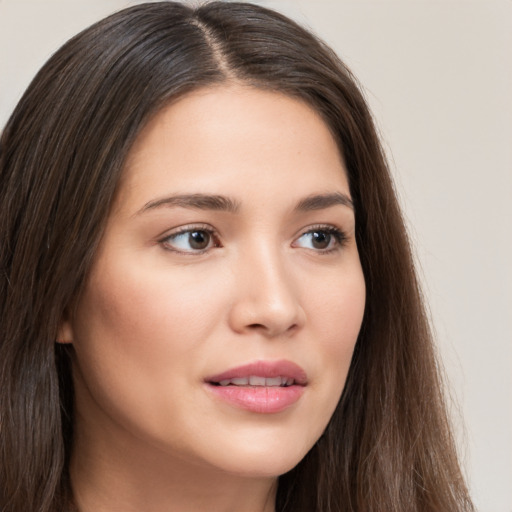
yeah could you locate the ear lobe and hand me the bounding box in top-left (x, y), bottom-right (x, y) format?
top-left (56, 318), bottom-right (74, 344)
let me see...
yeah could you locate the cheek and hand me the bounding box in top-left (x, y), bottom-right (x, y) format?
top-left (305, 266), bottom-right (366, 406)
top-left (75, 259), bottom-right (225, 356)
top-left (309, 264), bottom-right (366, 350)
top-left (69, 260), bottom-right (228, 433)
top-left (69, 280), bottom-right (218, 472)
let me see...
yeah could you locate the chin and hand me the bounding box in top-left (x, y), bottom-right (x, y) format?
top-left (199, 435), bottom-right (316, 479)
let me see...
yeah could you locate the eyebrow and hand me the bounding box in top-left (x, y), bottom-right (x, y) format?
top-left (295, 192), bottom-right (353, 212)
top-left (138, 194), bottom-right (241, 215)
top-left (137, 191), bottom-right (353, 215)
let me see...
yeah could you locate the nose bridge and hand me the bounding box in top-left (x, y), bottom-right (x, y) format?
top-left (250, 242), bottom-right (295, 306)
top-left (229, 238), bottom-right (304, 336)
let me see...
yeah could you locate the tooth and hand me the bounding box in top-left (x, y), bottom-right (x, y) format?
top-left (249, 376), bottom-right (266, 386)
top-left (217, 376), bottom-right (295, 387)
top-left (231, 377), bottom-right (249, 386)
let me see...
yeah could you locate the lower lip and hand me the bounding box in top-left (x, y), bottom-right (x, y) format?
top-left (206, 384), bottom-right (305, 413)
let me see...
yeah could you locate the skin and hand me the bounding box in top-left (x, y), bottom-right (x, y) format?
top-left (59, 85), bottom-right (366, 512)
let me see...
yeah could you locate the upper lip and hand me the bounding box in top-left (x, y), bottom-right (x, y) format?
top-left (205, 359), bottom-right (308, 386)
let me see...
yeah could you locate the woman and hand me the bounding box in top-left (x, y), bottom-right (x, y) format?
top-left (0, 2), bottom-right (474, 511)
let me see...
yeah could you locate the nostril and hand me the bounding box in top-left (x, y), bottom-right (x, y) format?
top-left (248, 323), bottom-right (265, 330)
top-left (228, 294), bottom-right (305, 337)
top-left (247, 322), bottom-right (299, 337)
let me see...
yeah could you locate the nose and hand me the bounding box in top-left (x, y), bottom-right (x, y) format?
top-left (227, 245), bottom-right (306, 338)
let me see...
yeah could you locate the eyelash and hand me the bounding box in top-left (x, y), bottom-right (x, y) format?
top-left (159, 224), bottom-right (220, 255)
top-left (294, 224), bottom-right (348, 254)
top-left (158, 224), bottom-right (348, 255)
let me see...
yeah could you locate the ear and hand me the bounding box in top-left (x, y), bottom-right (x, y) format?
top-left (56, 315), bottom-right (74, 344)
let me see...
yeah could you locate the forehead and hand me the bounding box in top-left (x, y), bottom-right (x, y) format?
top-left (118, 84), bottom-right (349, 212)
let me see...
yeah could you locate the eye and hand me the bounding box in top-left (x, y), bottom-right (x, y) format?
top-left (160, 227), bottom-right (220, 254)
top-left (293, 226), bottom-right (347, 252)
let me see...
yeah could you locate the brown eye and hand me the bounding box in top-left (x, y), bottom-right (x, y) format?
top-left (293, 227), bottom-right (347, 252)
top-left (188, 230), bottom-right (210, 250)
top-left (162, 228), bottom-right (217, 253)
top-left (310, 231), bottom-right (331, 249)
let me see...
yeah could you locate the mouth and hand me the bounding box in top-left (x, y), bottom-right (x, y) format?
top-left (205, 359), bottom-right (308, 387)
top-left (211, 376), bottom-right (296, 387)
top-left (204, 360), bottom-right (307, 414)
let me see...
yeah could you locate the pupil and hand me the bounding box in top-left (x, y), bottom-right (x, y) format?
top-left (312, 231), bottom-right (330, 249)
top-left (189, 231), bottom-right (209, 249)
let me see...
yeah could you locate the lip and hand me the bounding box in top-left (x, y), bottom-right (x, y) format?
top-left (205, 360), bottom-right (308, 385)
top-left (204, 360), bottom-right (307, 414)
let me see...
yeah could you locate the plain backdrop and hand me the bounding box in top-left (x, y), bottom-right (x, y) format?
top-left (1, 1), bottom-right (511, 510)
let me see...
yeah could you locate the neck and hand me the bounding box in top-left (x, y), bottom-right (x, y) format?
top-left (70, 413), bottom-right (277, 512)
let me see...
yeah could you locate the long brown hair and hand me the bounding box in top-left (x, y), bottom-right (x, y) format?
top-left (0, 2), bottom-right (473, 511)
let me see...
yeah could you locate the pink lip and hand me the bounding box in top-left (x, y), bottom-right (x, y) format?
top-left (204, 360), bottom-right (307, 414)
top-left (205, 360), bottom-right (308, 385)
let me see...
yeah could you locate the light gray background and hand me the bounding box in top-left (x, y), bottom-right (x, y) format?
top-left (1, 1), bottom-right (510, 510)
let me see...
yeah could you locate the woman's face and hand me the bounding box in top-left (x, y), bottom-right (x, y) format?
top-left (62, 85), bottom-right (366, 478)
